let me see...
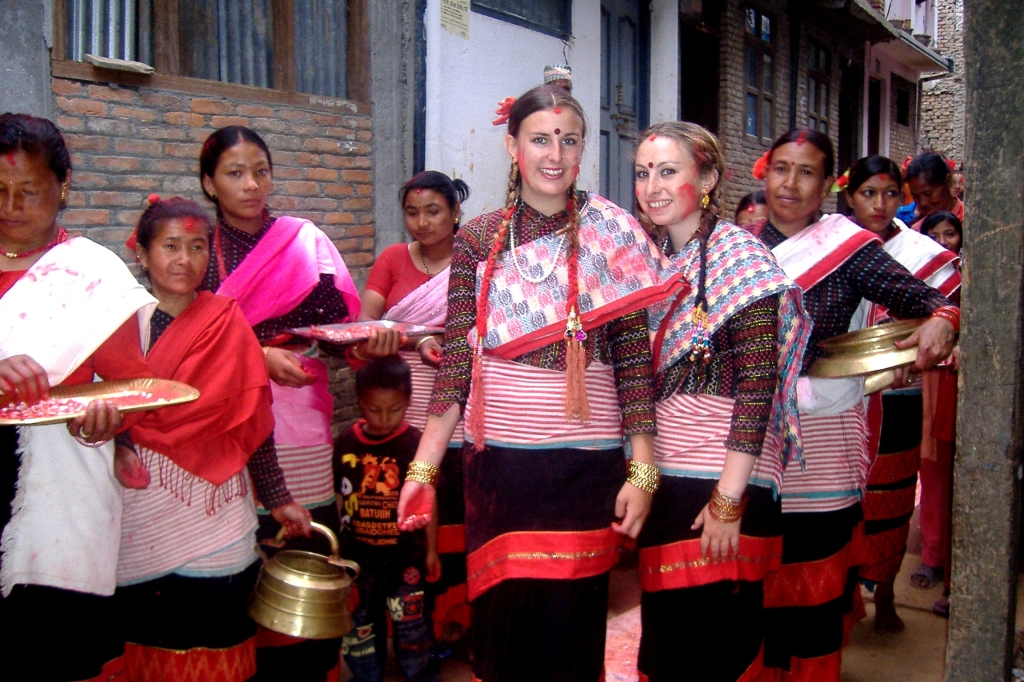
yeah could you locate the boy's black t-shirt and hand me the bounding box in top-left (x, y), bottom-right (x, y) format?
top-left (333, 420), bottom-right (424, 565)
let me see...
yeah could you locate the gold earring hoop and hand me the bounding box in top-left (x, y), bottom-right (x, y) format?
top-left (700, 189), bottom-right (710, 210)
top-left (60, 185), bottom-right (68, 206)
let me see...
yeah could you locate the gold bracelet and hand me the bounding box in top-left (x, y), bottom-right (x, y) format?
top-left (406, 460), bottom-right (440, 486)
top-left (415, 335), bottom-right (434, 351)
top-left (707, 486), bottom-right (747, 523)
top-left (350, 345), bottom-right (370, 362)
top-left (627, 460), bottom-right (661, 494)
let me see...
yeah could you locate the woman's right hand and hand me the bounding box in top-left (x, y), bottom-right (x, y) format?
top-left (0, 354), bottom-right (50, 403)
top-left (397, 480), bottom-right (436, 531)
top-left (358, 327), bottom-right (405, 358)
top-left (266, 348), bottom-right (317, 388)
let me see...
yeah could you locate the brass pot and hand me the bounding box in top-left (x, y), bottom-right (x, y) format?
top-left (809, 319), bottom-right (925, 379)
top-left (248, 522), bottom-right (359, 640)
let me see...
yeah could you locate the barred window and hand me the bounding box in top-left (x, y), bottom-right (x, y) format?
top-left (744, 7), bottom-right (774, 144)
top-left (807, 41), bottom-right (830, 134)
top-left (61, 0), bottom-right (355, 99)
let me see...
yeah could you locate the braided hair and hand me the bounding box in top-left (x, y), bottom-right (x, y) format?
top-left (466, 85), bottom-right (590, 446)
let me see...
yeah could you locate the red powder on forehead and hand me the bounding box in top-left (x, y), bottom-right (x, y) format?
top-left (874, 173), bottom-right (891, 183)
top-left (182, 217), bottom-right (199, 232)
top-left (554, 128), bottom-right (561, 135)
top-left (5, 152), bottom-right (15, 166)
top-left (795, 131), bottom-right (807, 145)
top-left (647, 162), bottom-right (654, 169)
top-left (553, 108), bottom-right (562, 114)
top-left (747, 205), bottom-right (757, 212)
top-left (415, 188), bottom-right (423, 194)
top-left (649, 135), bottom-right (657, 142)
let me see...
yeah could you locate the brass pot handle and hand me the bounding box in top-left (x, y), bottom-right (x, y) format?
top-left (328, 557), bottom-right (361, 579)
top-left (273, 521), bottom-right (341, 558)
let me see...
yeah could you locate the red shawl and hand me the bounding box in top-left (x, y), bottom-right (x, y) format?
top-left (130, 291), bottom-right (275, 485)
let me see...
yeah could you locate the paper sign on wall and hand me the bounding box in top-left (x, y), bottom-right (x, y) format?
top-left (441, 0), bottom-right (470, 40)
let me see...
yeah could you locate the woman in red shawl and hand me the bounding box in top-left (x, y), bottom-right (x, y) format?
top-left (115, 197), bottom-right (310, 682)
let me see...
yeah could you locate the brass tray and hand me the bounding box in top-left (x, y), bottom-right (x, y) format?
top-left (0, 378), bottom-right (200, 426)
top-left (863, 370), bottom-right (896, 395)
top-left (809, 319), bottom-right (925, 379)
top-left (290, 320), bottom-right (444, 345)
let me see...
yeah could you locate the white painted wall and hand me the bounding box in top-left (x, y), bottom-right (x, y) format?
top-left (424, 0), bottom-right (601, 222)
top-left (649, 0), bottom-right (680, 124)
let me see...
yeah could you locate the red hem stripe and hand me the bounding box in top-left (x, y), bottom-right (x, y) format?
top-left (466, 528), bottom-right (621, 600)
top-left (638, 536), bottom-right (781, 592)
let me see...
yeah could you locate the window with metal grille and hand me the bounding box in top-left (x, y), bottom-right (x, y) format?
top-left (807, 41), bottom-right (830, 134)
top-left (62, 0), bottom-right (352, 99)
top-left (743, 7), bottom-right (774, 145)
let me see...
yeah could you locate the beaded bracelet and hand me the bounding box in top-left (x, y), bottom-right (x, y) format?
top-left (930, 305), bottom-right (961, 334)
top-left (627, 460), bottom-right (661, 494)
top-left (707, 486), bottom-right (747, 523)
top-left (406, 460), bottom-right (440, 486)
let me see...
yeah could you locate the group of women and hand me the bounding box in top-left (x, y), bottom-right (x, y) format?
top-left (0, 80), bottom-right (962, 682)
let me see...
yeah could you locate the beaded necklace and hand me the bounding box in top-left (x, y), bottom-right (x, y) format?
top-left (1, 226), bottom-right (68, 260)
top-left (507, 201), bottom-right (566, 284)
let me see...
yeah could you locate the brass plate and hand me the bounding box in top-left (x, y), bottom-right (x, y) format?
top-left (0, 378), bottom-right (200, 426)
top-left (809, 319), bottom-right (926, 379)
top-left (290, 320), bottom-right (444, 345)
top-left (863, 370), bottom-right (896, 395)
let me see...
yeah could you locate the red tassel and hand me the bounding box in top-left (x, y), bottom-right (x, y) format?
top-left (466, 348), bottom-right (486, 451)
top-left (564, 338), bottom-right (591, 422)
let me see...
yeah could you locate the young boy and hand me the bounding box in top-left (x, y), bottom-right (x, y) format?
top-left (334, 355), bottom-right (441, 682)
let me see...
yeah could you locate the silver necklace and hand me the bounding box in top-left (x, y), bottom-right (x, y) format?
top-left (507, 203), bottom-right (566, 284)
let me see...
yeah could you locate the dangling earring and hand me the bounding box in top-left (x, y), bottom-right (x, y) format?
top-left (700, 189), bottom-right (710, 210)
top-left (60, 185), bottom-right (68, 207)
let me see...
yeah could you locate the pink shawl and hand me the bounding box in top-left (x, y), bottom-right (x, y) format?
top-left (217, 216), bottom-right (361, 326)
top-left (382, 266), bottom-right (450, 327)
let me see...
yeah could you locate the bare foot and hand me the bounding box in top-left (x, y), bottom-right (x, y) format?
top-left (114, 445), bottom-right (151, 489)
top-left (873, 580), bottom-right (905, 633)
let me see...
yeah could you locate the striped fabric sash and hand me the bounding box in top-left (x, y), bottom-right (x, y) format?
top-left (768, 214), bottom-right (880, 292)
top-left (400, 350), bottom-right (464, 445)
top-left (654, 393), bottom-right (783, 496)
top-left (463, 356), bottom-right (623, 449)
top-left (780, 404), bottom-right (869, 513)
top-left (118, 448), bottom-right (258, 586)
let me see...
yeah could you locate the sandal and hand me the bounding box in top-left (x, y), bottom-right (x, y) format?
top-left (910, 563), bottom-right (941, 589)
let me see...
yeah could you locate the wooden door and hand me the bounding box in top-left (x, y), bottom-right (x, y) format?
top-left (600, 0), bottom-right (646, 210)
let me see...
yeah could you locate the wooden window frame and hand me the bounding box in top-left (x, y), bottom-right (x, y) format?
top-left (50, 0), bottom-right (371, 111)
top-left (807, 40), bottom-right (830, 134)
top-left (743, 6), bottom-right (775, 145)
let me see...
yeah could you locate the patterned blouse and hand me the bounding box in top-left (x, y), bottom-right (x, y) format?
top-left (428, 201), bottom-right (657, 436)
top-left (656, 294), bottom-right (779, 456)
top-left (759, 222), bottom-right (951, 373)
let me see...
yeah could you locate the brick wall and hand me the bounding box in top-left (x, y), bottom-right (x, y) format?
top-left (889, 73), bottom-right (918, 166)
top-left (51, 77), bottom-right (375, 286)
top-left (51, 75), bottom-right (375, 429)
top-left (717, 0), bottom-right (792, 217)
top-left (919, 0), bottom-right (964, 161)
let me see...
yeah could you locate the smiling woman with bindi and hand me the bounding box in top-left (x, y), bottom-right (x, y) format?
top-left (750, 129), bottom-right (959, 682)
top-left (397, 84), bottom-right (683, 682)
top-left (633, 121), bottom-right (810, 682)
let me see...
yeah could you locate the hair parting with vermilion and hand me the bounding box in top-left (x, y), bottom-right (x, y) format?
top-left (465, 85), bottom-right (590, 448)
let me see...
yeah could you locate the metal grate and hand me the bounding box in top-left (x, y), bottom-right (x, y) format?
top-left (67, 0), bottom-right (151, 63)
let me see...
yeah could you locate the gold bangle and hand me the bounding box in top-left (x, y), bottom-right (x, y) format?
top-left (707, 486), bottom-right (747, 523)
top-left (406, 460), bottom-right (440, 486)
top-left (262, 346), bottom-right (271, 360)
top-left (350, 345), bottom-right (369, 362)
top-left (415, 335), bottom-right (434, 351)
top-left (627, 460), bottom-right (661, 494)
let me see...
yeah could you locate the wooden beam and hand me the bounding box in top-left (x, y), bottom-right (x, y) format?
top-left (346, 0), bottom-right (371, 104)
top-left (51, 0), bottom-right (67, 61)
top-left (946, 0), bottom-right (1024, 679)
top-left (153, 0), bottom-right (180, 76)
top-left (272, 0), bottom-right (296, 92)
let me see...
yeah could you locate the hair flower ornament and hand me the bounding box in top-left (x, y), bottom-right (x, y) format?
top-left (901, 155), bottom-right (913, 175)
top-left (752, 150), bottom-right (771, 180)
top-left (945, 158), bottom-right (957, 171)
top-left (492, 97), bottom-right (517, 126)
top-left (830, 169), bottom-right (850, 193)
